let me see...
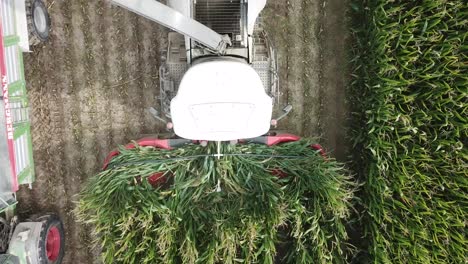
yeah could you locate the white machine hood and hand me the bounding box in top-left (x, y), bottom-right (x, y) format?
top-left (171, 58), bottom-right (273, 141)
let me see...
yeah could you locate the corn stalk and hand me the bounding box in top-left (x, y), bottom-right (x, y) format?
top-left (76, 140), bottom-right (356, 264)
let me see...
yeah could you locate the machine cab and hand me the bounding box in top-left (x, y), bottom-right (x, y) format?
top-left (171, 57), bottom-right (273, 141)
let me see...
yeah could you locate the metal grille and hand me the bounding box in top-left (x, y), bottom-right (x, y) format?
top-left (250, 16), bottom-right (279, 101)
top-left (252, 61), bottom-right (271, 94)
top-left (253, 27), bottom-right (269, 62)
top-left (10, 101), bottom-right (29, 124)
top-left (0, 0), bottom-right (15, 37)
top-left (195, 0), bottom-right (244, 47)
top-left (14, 133), bottom-right (30, 176)
top-left (167, 62), bottom-right (188, 90)
top-left (5, 45), bottom-right (20, 84)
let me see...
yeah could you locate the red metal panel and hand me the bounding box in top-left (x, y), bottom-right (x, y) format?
top-left (0, 6), bottom-right (18, 192)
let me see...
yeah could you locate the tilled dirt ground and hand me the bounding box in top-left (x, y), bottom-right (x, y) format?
top-left (17, 0), bottom-right (350, 263)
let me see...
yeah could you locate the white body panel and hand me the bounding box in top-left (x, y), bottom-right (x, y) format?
top-left (15, 0), bottom-right (30, 52)
top-left (247, 0), bottom-right (267, 35)
top-left (171, 59), bottom-right (272, 141)
top-left (8, 222), bottom-right (43, 263)
top-left (167, 0), bottom-right (191, 17)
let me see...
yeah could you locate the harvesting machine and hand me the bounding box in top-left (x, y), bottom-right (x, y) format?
top-left (103, 0), bottom-right (328, 168)
top-left (0, 1), bottom-right (65, 264)
top-left (111, 0), bottom-right (296, 143)
top-left (96, 3), bottom-right (330, 262)
top-left (104, 0), bottom-right (327, 159)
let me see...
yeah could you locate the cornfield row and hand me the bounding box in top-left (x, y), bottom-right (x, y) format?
top-left (350, 0), bottom-right (467, 263)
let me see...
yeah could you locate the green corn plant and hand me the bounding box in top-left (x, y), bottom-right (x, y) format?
top-left (76, 140), bottom-right (357, 264)
top-left (350, 0), bottom-right (467, 263)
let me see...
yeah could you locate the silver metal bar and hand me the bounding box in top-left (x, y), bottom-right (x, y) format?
top-left (0, 196), bottom-right (9, 208)
top-left (110, 0), bottom-right (231, 54)
top-left (276, 105), bottom-right (293, 121)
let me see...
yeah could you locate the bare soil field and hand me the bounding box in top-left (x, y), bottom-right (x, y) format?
top-left (17, 0), bottom-right (350, 263)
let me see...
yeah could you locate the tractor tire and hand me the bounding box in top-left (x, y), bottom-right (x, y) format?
top-left (31, 214), bottom-right (65, 264)
top-left (26, 0), bottom-right (51, 46)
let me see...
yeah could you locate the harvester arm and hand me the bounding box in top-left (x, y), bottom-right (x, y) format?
top-left (110, 0), bottom-right (231, 54)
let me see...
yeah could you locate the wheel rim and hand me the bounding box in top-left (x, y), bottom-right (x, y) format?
top-left (33, 6), bottom-right (47, 33)
top-left (46, 226), bottom-right (61, 261)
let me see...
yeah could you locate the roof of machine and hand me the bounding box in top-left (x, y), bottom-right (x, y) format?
top-left (171, 58), bottom-right (273, 141)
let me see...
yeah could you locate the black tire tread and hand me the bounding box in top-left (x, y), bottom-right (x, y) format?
top-left (33, 214), bottom-right (65, 264)
top-left (26, 0), bottom-right (50, 46)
